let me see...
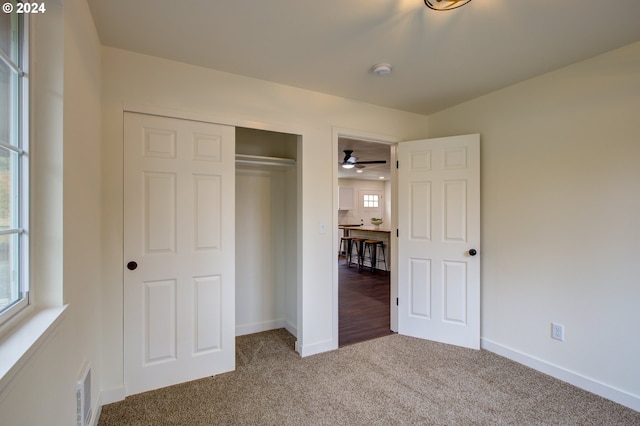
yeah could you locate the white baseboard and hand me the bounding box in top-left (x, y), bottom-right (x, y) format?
top-left (481, 338), bottom-right (640, 412)
top-left (298, 338), bottom-right (337, 357)
top-left (236, 319), bottom-right (287, 336)
top-left (99, 386), bottom-right (125, 405)
top-left (235, 319), bottom-right (298, 339)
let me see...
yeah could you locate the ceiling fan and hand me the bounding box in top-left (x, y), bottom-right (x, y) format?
top-left (341, 149), bottom-right (387, 169)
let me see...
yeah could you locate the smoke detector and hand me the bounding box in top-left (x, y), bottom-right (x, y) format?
top-left (372, 63), bottom-right (392, 77)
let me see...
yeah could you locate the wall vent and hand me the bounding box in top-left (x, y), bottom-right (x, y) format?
top-left (76, 363), bottom-right (92, 426)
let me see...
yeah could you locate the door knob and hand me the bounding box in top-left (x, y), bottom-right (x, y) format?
top-left (468, 249), bottom-right (477, 256)
top-left (127, 261), bottom-right (138, 271)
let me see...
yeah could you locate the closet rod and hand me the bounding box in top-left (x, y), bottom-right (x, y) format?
top-left (235, 154), bottom-right (296, 168)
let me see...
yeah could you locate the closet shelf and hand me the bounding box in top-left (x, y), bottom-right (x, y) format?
top-left (235, 154), bottom-right (296, 168)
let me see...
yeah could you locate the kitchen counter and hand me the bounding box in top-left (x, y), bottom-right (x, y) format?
top-left (339, 226), bottom-right (391, 270)
top-left (340, 225), bottom-right (391, 233)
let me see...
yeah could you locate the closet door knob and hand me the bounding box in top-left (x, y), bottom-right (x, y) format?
top-left (468, 249), bottom-right (477, 256)
top-left (127, 261), bottom-right (138, 271)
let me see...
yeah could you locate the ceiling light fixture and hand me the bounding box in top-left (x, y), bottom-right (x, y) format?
top-left (342, 163), bottom-right (355, 169)
top-left (372, 63), bottom-right (392, 77)
top-left (424, 0), bottom-right (472, 11)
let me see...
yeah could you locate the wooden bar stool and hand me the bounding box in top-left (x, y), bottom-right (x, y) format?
top-left (364, 239), bottom-right (387, 273)
top-left (349, 237), bottom-right (367, 269)
top-left (338, 236), bottom-right (353, 264)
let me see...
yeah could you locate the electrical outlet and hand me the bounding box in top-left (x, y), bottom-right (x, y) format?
top-left (551, 322), bottom-right (564, 342)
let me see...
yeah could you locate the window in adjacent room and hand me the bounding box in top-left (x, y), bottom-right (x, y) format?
top-left (363, 194), bottom-right (379, 208)
top-left (0, 5), bottom-right (29, 327)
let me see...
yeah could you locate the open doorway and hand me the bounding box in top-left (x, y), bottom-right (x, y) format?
top-left (337, 136), bottom-right (394, 346)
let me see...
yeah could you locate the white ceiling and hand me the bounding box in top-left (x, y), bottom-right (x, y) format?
top-left (88, 0), bottom-right (640, 116)
top-left (87, 0), bottom-right (640, 181)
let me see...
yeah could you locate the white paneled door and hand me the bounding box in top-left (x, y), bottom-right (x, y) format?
top-left (123, 112), bottom-right (235, 395)
top-left (397, 134), bottom-right (480, 349)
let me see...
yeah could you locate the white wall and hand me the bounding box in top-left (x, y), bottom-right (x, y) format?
top-left (235, 170), bottom-right (279, 334)
top-left (236, 168), bottom-right (296, 336)
top-left (100, 47), bottom-right (429, 395)
top-left (0, 0), bottom-right (104, 424)
top-left (428, 41), bottom-right (640, 409)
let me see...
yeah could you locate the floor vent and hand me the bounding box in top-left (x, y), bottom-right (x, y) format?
top-left (76, 363), bottom-right (92, 426)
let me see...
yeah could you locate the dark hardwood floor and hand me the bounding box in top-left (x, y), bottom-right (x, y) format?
top-left (338, 260), bottom-right (392, 347)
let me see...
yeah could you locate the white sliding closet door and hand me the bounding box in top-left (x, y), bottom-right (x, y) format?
top-left (123, 112), bottom-right (236, 395)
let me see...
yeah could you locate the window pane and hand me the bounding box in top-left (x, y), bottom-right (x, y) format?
top-left (0, 61), bottom-right (20, 146)
top-left (1, 5), bottom-right (20, 147)
top-left (363, 194), bottom-right (379, 208)
top-left (0, 12), bottom-right (9, 54)
top-left (0, 146), bottom-right (18, 228)
top-left (0, 232), bottom-right (19, 312)
top-left (0, 6), bottom-right (25, 323)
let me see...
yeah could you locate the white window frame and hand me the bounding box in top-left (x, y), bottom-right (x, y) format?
top-left (0, 4), bottom-right (29, 327)
top-left (363, 193), bottom-right (379, 208)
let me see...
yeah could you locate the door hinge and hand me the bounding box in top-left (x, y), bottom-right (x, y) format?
top-left (396, 160), bottom-right (399, 169)
top-left (396, 297), bottom-right (399, 306)
top-left (396, 229), bottom-right (399, 237)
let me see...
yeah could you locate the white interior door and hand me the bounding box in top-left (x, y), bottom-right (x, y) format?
top-left (124, 112), bottom-right (235, 395)
top-left (397, 134), bottom-right (480, 349)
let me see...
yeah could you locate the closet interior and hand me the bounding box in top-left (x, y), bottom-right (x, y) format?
top-left (235, 127), bottom-right (299, 339)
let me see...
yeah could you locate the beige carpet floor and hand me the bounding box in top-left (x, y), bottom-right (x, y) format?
top-left (99, 329), bottom-right (639, 425)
